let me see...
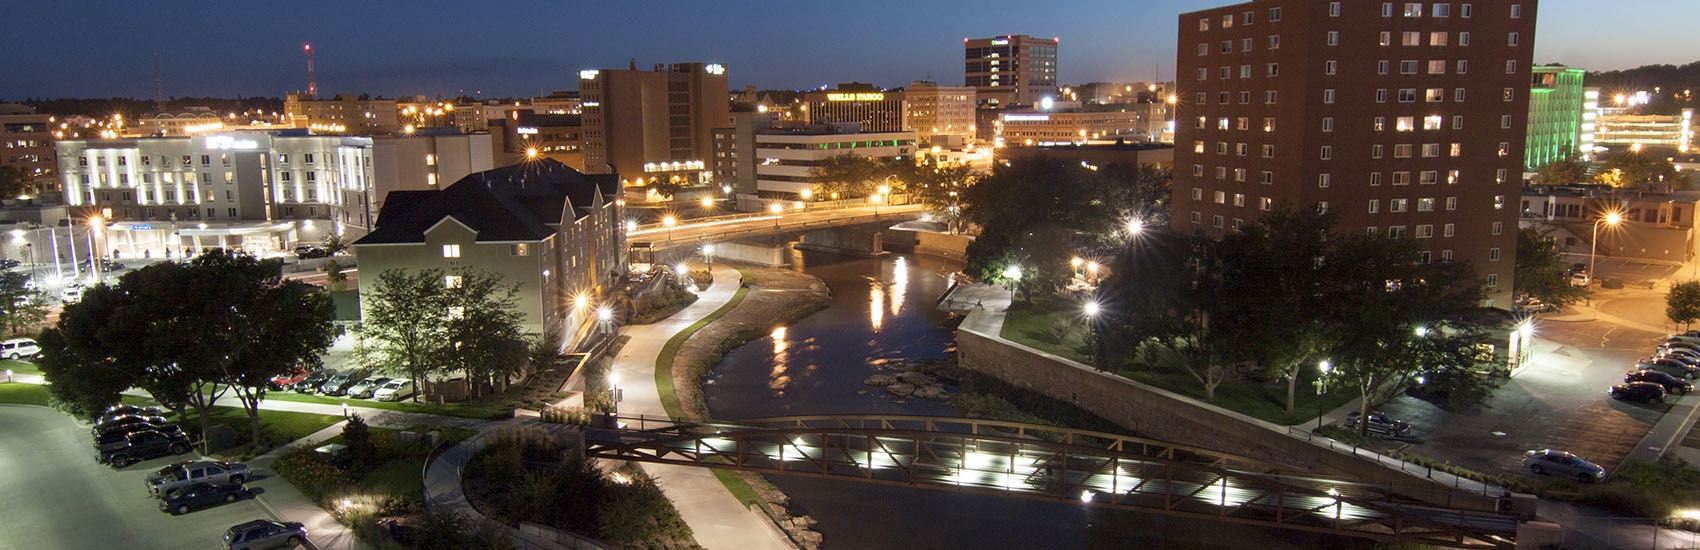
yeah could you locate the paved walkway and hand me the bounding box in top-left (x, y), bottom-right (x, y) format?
top-left (606, 263), bottom-right (792, 550)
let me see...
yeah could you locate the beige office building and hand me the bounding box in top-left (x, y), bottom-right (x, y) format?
top-left (579, 62), bottom-right (730, 189)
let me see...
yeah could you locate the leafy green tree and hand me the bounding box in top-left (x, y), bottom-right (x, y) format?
top-left (1090, 162), bottom-right (1173, 234)
top-left (320, 234), bottom-right (350, 255)
top-left (0, 166), bottom-right (30, 200)
top-left (324, 259), bottom-right (347, 292)
top-left (1668, 281), bottom-right (1700, 329)
top-left (0, 271), bottom-right (47, 335)
top-left (357, 269), bottom-right (451, 402)
top-left (209, 251), bottom-right (338, 445)
top-left (809, 154), bottom-right (883, 198)
top-left (1516, 227), bottom-right (1588, 309)
top-left (1211, 209), bottom-right (1335, 412)
top-left (1597, 150), bottom-right (1685, 188)
top-left (443, 269), bottom-right (530, 400)
top-left (1097, 230), bottom-right (1235, 401)
top-left (1530, 148), bottom-right (1592, 186)
top-left (1318, 234), bottom-right (1490, 435)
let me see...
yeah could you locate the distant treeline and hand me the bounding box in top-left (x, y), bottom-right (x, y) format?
top-left (7, 97), bottom-right (285, 120)
top-left (1586, 60), bottom-right (1700, 115)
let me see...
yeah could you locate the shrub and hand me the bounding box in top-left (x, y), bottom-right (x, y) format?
top-left (272, 445), bottom-right (353, 505)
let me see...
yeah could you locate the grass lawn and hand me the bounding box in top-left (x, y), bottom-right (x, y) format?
top-left (1001, 295), bottom-right (1357, 426)
top-left (654, 273), bottom-right (751, 420)
top-left (2, 359), bottom-right (40, 375)
top-left (0, 381), bottom-right (51, 406)
top-left (264, 390), bottom-right (513, 420)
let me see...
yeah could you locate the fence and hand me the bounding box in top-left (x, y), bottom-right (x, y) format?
top-left (1285, 426), bottom-right (1512, 498)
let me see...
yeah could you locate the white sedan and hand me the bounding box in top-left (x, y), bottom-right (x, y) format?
top-left (372, 379), bottom-right (416, 402)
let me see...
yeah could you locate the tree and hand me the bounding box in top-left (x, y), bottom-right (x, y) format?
top-left (1668, 281), bottom-right (1700, 329)
top-left (1530, 148), bottom-right (1592, 186)
top-left (1098, 230), bottom-right (1234, 401)
top-left (1318, 235), bottom-right (1490, 435)
top-left (1515, 227), bottom-right (1589, 309)
top-left (0, 271), bottom-right (48, 334)
top-left (1597, 151), bottom-right (1685, 188)
top-left (357, 269), bottom-right (451, 402)
top-left (0, 166), bottom-right (30, 200)
top-left (324, 259), bottom-right (347, 291)
top-left (210, 251), bottom-right (339, 446)
top-left (1211, 209), bottom-right (1335, 412)
top-left (809, 154), bottom-right (883, 198)
top-left (443, 269), bottom-right (530, 400)
top-left (321, 234), bottom-right (350, 255)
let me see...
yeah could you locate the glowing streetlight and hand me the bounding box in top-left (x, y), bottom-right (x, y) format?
top-left (769, 203), bottom-right (783, 228)
top-left (703, 243), bottom-right (715, 268)
top-left (871, 193), bottom-right (884, 216)
top-left (700, 197), bottom-right (713, 209)
top-left (1316, 360), bottom-right (1332, 431)
top-left (1071, 256), bottom-right (1083, 278)
top-left (1127, 218), bottom-right (1145, 237)
top-left (1086, 261), bottom-right (1100, 285)
top-left (574, 294), bottom-right (588, 310)
top-left (1589, 211), bottom-right (1622, 290)
top-left (663, 215), bottom-right (677, 243)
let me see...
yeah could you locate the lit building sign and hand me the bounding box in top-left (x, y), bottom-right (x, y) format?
top-left (579, 69), bottom-right (599, 80)
top-left (991, 39), bottom-right (1009, 45)
top-left (644, 160), bottom-right (706, 172)
top-left (706, 64), bottom-right (725, 75)
top-left (516, 127), bottom-right (539, 135)
top-left (1002, 114), bottom-right (1051, 122)
top-left (205, 136), bottom-right (259, 150)
top-left (826, 93), bottom-right (886, 102)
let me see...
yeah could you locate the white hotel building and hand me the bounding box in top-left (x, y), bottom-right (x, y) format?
top-left (56, 130), bottom-right (375, 256)
top-left (750, 126), bottom-right (916, 198)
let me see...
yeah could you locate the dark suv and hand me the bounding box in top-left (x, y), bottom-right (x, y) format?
top-left (224, 519), bottom-right (306, 550)
top-left (293, 369), bottom-right (336, 393)
top-left (1343, 411), bottom-right (1413, 437)
top-left (1626, 370), bottom-right (1694, 395)
top-left (98, 429), bottom-right (193, 468)
top-left (1610, 381), bottom-right (1668, 403)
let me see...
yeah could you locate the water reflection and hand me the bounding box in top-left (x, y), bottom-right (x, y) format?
top-left (770, 327), bottom-right (789, 395)
top-left (868, 280), bottom-right (885, 332)
top-left (889, 256), bottom-right (907, 317)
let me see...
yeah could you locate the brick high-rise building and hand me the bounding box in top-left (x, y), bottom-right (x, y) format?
top-left (964, 35), bottom-right (1058, 108)
top-left (1172, 0), bottom-right (1537, 308)
top-left (579, 62), bottom-right (729, 189)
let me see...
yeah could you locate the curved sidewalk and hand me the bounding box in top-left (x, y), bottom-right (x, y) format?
top-left (606, 263), bottom-right (791, 550)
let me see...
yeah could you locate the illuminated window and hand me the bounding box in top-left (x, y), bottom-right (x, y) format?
top-left (511, 243), bottom-right (529, 256)
top-left (1391, 199), bottom-right (1408, 212)
top-left (1423, 116), bottom-right (1442, 130)
top-left (443, 244), bottom-right (461, 258)
top-left (1397, 116), bottom-right (1415, 131)
top-left (1404, 3), bottom-right (1422, 17)
top-left (1428, 60), bottom-right (1446, 74)
top-left (444, 275), bottom-right (463, 288)
top-left (1402, 32), bottom-right (1421, 46)
top-left (1379, 32), bottom-right (1392, 46)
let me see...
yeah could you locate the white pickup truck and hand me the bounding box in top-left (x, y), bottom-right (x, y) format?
top-left (146, 460), bottom-right (250, 497)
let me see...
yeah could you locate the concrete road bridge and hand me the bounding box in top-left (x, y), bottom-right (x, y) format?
top-left (626, 205), bottom-right (929, 268)
top-left (585, 414), bottom-right (1521, 549)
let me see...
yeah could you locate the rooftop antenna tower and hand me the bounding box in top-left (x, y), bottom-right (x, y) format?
top-left (153, 52), bottom-right (164, 109)
top-left (304, 43), bottom-right (317, 98)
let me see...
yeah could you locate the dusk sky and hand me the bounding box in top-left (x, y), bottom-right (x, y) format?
top-left (6, 0), bottom-right (1696, 101)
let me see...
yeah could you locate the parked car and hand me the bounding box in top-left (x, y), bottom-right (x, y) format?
top-left (293, 369), bottom-right (336, 393)
top-left (1638, 356), bottom-right (1700, 379)
top-left (93, 414), bottom-right (170, 436)
top-left (372, 379), bottom-right (416, 402)
top-left (224, 519), bottom-right (307, 550)
top-left (60, 285), bottom-right (83, 303)
top-left (347, 377), bottom-right (390, 399)
top-left (0, 337), bottom-right (40, 360)
top-left (1570, 273), bottom-right (1591, 287)
top-left (1522, 449), bottom-right (1606, 482)
top-left (1610, 381), bottom-right (1668, 403)
top-left (1625, 370), bottom-right (1693, 395)
top-left (147, 460), bottom-right (250, 496)
top-left (1662, 340), bottom-right (1700, 354)
top-left (95, 424), bottom-right (185, 451)
top-left (97, 405), bottom-right (165, 424)
top-left (1667, 334), bottom-right (1700, 345)
top-left (98, 429), bottom-right (193, 468)
top-left (1658, 352), bottom-right (1700, 367)
top-left (0, 259), bottom-right (19, 269)
top-left (1343, 410), bottom-right (1413, 437)
top-left (269, 369), bottom-right (310, 391)
top-left (160, 482), bottom-right (253, 515)
top-left (1660, 346), bottom-right (1700, 362)
top-left (294, 246), bottom-right (330, 259)
top-left (319, 369), bottom-right (368, 396)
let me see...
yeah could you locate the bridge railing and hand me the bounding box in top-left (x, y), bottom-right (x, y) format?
top-left (635, 208), bottom-right (924, 252)
top-left (1285, 426), bottom-right (1511, 499)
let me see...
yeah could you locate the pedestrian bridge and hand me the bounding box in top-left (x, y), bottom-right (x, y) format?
top-left (584, 414), bottom-right (1517, 549)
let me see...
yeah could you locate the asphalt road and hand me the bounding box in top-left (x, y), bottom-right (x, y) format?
top-left (0, 404), bottom-right (278, 550)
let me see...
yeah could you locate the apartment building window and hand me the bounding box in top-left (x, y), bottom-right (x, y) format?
top-left (1510, 4), bottom-right (1521, 18)
top-left (1460, 32), bottom-right (1471, 46)
top-left (1497, 169), bottom-right (1508, 183)
top-left (1461, 3), bottom-right (1472, 17)
top-left (1322, 117), bottom-right (1335, 132)
top-left (1373, 145), bottom-right (1385, 158)
top-left (1498, 142), bottom-right (1511, 157)
top-left (1379, 31), bottom-right (1392, 46)
top-left (228, 208), bottom-right (238, 217)
top-left (1325, 61), bottom-right (1338, 75)
top-left (277, 154), bottom-right (288, 164)
top-left (1507, 32), bottom-right (1519, 46)
top-left (1260, 171), bottom-right (1274, 185)
top-left (1194, 141), bottom-right (1205, 153)
top-left (280, 172), bottom-right (291, 182)
top-left (1399, 89), bottom-right (1417, 102)
top-left (1212, 215), bottom-right (1224, 229)
top-left (1241, 11), bottom-right (1252, 24)
top-left (1452, 116), bottom-right (1465, 130)
top-left (1382, 3), bottom-right (1394, 17)
top-left (1377, 89), bottom-right (1389, 103)
top-left (1503, 88), bottom-right (1515, 101)
top-left (305, 172), bottom-right (315, 182)
top-left (1444, 224), bottom-right (1456, 237)
top-left (1495, 195), bottom-right (1506, 209)
top-left (1402, 32), bottom-right (1421, 46)
top-left (1433, 3), bottom-right (1450, 16)
top-left (1197, 67), bottom-right (1208, 80)
top-left (1217, 142), bottom-right (1228, 155)
top-left (304, 154), bottom-right (315, 164)
top-left (1192, 188), bottom-right (1203, 200)
top-left (1368, 227), bottom-right (1380, 237)
top-left (1368, 200), bottom-right (1380, 213)
top-left (1327, 31), bottom-right (1339, 45)
top-left (1268, 35), bottom-right (1281, 50)
top-left (1218, 117), bottom-right (1230, 130)
top-left (1457, 60), bottom-right (1469, 73)
top-left (1455, 88), bottom-right (1466, 102)
top-left (1191, 211), bottom-right (1202, 224)
top-left (1422, 144), bottom-right (1441, 157)
top-left (1492, 221), bottom-right (1504, 235)
top-left (1427, 60), bottom-right (1446, 74)
top-left (1418, 198), bottom-right (1436, 212)
top-left (1400, 60), bottom-right (1418, 74)
top-left (1371, 172), bottom-right (1384, 186)
top-left (445, 275), bottom-right (463, 289)
top-left (1199, 18), bottom-right (1209, 31)
top-left (443, 244), bottom-right (462, 258)
top-left (1233, 193), bottom-right (1246, 206)
top-left (1486, 274), bottom-right (1498, 287)
top-left (1374, 117), bottom-right (1386, 131)
top-left (1427, 88), bottom-right (1445, 102)
top-left (1320, 146), bottom-right (1333, 160)
top-left (1447, 169), bottom-right (1460, 183)
top-left (1393, 171), bottom-right (1411, 185)
top-left (1319, 173), bottom-right (1332, 188)
top-left (1318, 201), bottom-right (1330, 214)
top-left (1394, 144), bottom-right (1413, 158)
top-left (1221, 41), bottom-right (1232, 54)
top-left (1404, 3), bottom-right (1423, 17)
top-left (511, 244), bottom-right (530, 256)
top-left (1506, 60), bottom-right (1518, 74)
top-left (1330, 2), bottom-right (1341, 16)
top-left (1214, 191), bottom-right (1226, 204)
top-left (1265, 90), bottom-right (1278, 104)
top-left (1391, 199), bottom-right (1408, 213)
top-left (1489, 248), bottom-right (1501, 261)
top-left (1242, 38), bottom-right (1253, 52)
top-left (207, 208), bottom-right (215, 218)
top-left (224, 172), bottom-right (235, 184)
top-left (1262, 145), bottom-right (1275, 158)
top-left (1193, 165), bottom-right (1204, 176)
top-left (1431, 32), bottom-right (1448, 46)
top-left (1388, 226), bottom-right (1406, 239)
top-left (220, 154), bottom-right (230, 167)
top-left (1217, 167), bottom-right (1228, 179)
top-left (201, 173), bottom-right (211, 185)
top-left (1234, 168), bottom-right (1247, 181)
top-left (1260, 197), bottom-right (1273, 211)
top-left (1501, 115), bottom-right (1513, 128)
top-left (1238, 91), bottom-right (1249, 104)
top-left (1268, 7), bottom-right (1282, 20)
top-left (1415, 225), bottom-right (1434, 238)
top-left (1196, 92), bottom-right (1207, 104)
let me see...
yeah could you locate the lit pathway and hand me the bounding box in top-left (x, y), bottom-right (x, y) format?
top-left (606, 263), bottom-right (791, 550)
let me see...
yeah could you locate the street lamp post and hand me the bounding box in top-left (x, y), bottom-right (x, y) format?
top-left (870, 193), bottom-right (884, 216)
top-left (1316, 360), bottom-right (1331, 432)
top-left (769, 203), bottom-right (783, 228)
top-left (1589, 211), bottom-right (1621, 290)
top-left (703, 243), bottom-right (715, 268)
top-left (1003, 265), bottom-right (1023, 302)
top-left (662, 215), bottom-right (677, 244)
top-left (1083, 300), bottom-right (1101, 368)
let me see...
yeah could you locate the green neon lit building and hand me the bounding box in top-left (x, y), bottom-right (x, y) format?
top-left (1526, 65), bottom-right (1587, 171)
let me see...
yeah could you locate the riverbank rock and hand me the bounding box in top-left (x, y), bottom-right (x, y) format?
top-left (864, 374), bottom-right (898, 387)
top-left (897, 372), bottom-right (938, 386)
top-left (912, 384), bottom-right (947, 400)
top-left (886, 383), bottom-right (915, 397)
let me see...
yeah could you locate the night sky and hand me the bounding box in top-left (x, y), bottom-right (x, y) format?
top-left (6, 0), bottom-right (1695, 100)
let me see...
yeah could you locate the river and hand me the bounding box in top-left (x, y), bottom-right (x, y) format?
top-left (702, 251), bottom-right (1366, 549)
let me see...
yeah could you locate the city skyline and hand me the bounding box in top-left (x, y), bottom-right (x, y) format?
top-left (6, 0), bottom-right (1697, 101)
